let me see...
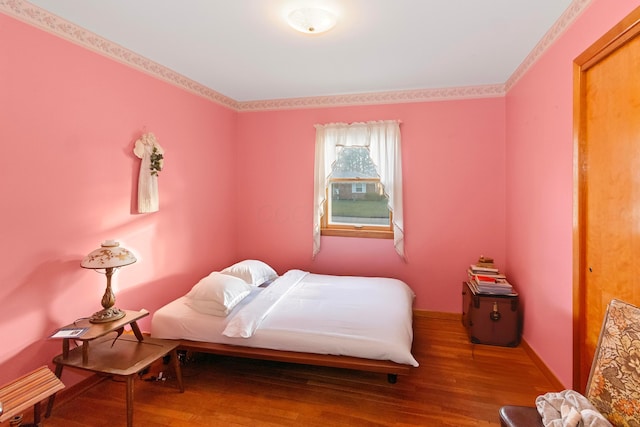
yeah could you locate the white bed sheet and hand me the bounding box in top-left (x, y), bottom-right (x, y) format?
top-left (151, 270), bottom-right (419, 367)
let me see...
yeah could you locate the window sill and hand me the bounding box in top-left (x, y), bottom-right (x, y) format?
top-left (321, 228), bottom-right (394, 239)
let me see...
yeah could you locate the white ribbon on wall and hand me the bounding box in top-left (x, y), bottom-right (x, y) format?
top-left (133, 132), bottom-right (164, 213)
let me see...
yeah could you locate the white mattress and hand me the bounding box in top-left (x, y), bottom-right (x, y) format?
top-left (151, 270), bottom-right (419, 367)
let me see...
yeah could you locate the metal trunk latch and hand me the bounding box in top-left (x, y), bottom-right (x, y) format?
top-left (490, 301), bottom-right (501, 321)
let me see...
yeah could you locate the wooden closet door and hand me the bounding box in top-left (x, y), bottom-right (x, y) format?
top-left (576, 9), bottom-right (640, 390)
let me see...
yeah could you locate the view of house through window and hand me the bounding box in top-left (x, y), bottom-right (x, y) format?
top-left (327, 147), bottom-right (390, 227)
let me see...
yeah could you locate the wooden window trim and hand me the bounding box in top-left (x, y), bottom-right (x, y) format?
top-left (321, 180), bottom-right (394, 239)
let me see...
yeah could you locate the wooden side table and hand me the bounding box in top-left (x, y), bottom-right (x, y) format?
top-left (46, 309), bottom-right (184, 427)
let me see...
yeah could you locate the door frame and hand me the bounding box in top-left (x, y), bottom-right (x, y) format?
top-left (573, 6), bottom-right (640, 390)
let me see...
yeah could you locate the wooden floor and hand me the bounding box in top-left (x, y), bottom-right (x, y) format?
top-left (40, 314), bottom-right (558, 426)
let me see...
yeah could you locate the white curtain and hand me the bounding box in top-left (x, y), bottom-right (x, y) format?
top-left (313, 120), bottom-right (405, 259)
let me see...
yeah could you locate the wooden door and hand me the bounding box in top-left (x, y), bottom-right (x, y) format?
top-left (574, 7), bottom-right (640, 391)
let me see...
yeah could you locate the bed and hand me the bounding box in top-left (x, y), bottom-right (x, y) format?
top-left (151, 260), bottom-right (418, 383)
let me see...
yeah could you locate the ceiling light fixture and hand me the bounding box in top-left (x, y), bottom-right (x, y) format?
top-left (287, 7), bottom-right (337, 34)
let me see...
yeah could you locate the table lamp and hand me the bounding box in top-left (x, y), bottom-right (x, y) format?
top-left (81, 240), bottom-right (137, 323)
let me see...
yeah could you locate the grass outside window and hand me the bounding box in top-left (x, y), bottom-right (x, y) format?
top-left (321, 180), bottom-right (393, 239)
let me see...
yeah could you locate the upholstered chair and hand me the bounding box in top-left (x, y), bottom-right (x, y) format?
top-left (499, 299), bottom-right (640, 426)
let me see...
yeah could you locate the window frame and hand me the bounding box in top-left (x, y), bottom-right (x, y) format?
top-left (321, 177), bottom-right (394, 239)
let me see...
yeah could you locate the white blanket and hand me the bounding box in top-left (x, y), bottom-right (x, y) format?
top-left (223, 269), bottom-right (307, 338)
top-left (535, 390), bottom-right (612, 427)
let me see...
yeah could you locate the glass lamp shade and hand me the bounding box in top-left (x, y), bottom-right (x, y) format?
top-left (287, 8), bottom-right (337, 34)
top-left (81, 240), bottom-right (136, 323)
top-left (81, 240), bottom-right (136, 269)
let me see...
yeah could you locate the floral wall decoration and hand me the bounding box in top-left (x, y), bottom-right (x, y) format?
top-left (133, 132), bottom-right (164, 213)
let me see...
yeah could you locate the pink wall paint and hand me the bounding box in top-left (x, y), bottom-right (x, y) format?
top-left (235, 99), bottom-right (507, 311)
top-left (0, 14), bottom-right (238, 386)
top-left (505, 0), bottom-right (640, 387)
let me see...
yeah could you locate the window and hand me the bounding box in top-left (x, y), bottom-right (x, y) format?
top-left (313, 120), bottom-right (404, 259)
top-left (351, 182), bottom-right (366, 194)
top-left (322, 146), bottom-right (392, 237)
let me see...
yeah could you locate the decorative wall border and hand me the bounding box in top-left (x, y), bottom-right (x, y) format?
top-left (237, 84), bottom-right (506, 112)
top-left (0, 0), bottom-right (240, 110)
top-left (505, 0), bottom-right (593, 91)
top-left (2, 0), bottom-right (592, 112)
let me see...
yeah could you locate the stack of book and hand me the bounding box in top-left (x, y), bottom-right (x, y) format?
top-left (467, 257), bottom-right (516, 295)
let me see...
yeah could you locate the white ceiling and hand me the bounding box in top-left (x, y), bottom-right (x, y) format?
top-left (25, 0), bottom-right (576, 103)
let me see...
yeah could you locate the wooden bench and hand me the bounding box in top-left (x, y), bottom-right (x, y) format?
top-left (0, 366), bottom-right (64, 426)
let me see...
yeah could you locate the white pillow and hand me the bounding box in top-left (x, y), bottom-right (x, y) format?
top-left (185, 272), bottom-right (252, 312)
top-left (185, 299), bottom-right (233, 317)
top-left (221, 260), bottom-right (278, 286)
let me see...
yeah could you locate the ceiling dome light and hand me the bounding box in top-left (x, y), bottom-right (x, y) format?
top-left (287, 7), bottom-right (337, 34)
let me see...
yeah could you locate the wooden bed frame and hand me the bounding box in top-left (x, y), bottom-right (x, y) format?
top-left (177, 339), bottom-right (413, 383)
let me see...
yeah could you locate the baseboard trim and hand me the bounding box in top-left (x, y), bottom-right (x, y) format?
top-left (413, 309), bottom-right (460, 320)
top-left (519, 339), bottom-right (565, 391)
top-left (47, 373), bottom-right (105, 413)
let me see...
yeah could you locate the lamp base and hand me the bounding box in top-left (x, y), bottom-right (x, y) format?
top-left (89, 307), bottom-right (126, 323)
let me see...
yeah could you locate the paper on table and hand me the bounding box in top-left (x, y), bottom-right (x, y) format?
top-left (50, 327), bottom-right (88, 339)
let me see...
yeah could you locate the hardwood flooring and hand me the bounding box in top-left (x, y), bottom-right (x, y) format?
top-left (40, 313), bottom-right (558, 426)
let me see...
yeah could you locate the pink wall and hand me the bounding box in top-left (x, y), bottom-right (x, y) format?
top-left (235, 99), bottom-right (507, 311)
top-left (505, 0), bottom-right (640, 387)
top-left (0, 14), bottom-right (238, 386)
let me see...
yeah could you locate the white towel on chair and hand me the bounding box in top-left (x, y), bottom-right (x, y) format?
top-left (535, 390), bottom-right (612, 427)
